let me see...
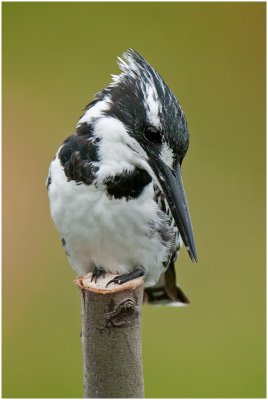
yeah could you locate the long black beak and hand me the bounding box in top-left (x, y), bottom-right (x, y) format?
top-left (149, 159), bottom-right (197, 262)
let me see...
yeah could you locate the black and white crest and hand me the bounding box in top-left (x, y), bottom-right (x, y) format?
top-left (80, 49), bottom-right (189, 169)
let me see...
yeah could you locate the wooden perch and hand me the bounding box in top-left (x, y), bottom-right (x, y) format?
top-left (75, 273), bottom-right (145, 398)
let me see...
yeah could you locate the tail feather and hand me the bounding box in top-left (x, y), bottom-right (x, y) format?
top-left (143, 262), bottom-right (189, 306)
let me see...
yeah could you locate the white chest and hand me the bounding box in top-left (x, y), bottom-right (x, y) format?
top-left (48, 158), bottom-right (172, 286)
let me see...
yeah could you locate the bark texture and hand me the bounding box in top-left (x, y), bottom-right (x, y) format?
top-left (75, 273), bottom-right (144, 398)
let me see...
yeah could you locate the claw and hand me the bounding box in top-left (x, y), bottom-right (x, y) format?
top-left (106, 276), bottom-right (122, 287)
top-left (106, 268), bottom-right (145, 288)
top-left (106, 278), bottom-right (115, 287)
top-left (91, 267), bottom-right (106, 283)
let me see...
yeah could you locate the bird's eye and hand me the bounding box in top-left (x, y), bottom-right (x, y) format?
top-left (144, 126), bottom-right (162, 144)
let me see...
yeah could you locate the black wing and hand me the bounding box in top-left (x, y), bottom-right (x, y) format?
top-left (58, 123), bottom-right (100, 185)
top-left (144, 184), bottom-right (189, 305)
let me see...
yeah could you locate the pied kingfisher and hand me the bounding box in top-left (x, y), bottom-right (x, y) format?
top-left (47, 49), bottom-right (197, 306)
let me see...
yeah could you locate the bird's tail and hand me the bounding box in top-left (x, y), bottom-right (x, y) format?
top-left (143, 262), bottom-right (189, 307)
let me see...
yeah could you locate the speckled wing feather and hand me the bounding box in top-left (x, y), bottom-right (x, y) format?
top-left (143, 184), bottom-right (189, 305)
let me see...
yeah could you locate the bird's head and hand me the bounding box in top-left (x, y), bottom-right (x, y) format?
top-left (77, 49), bottom-right (197, 262)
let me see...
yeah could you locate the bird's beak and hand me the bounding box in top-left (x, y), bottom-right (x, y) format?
top-left (149, 159), bottom-right (197, 262)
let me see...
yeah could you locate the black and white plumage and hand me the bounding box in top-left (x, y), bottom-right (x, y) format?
top-left (47, 49), bottom-right (196, 306)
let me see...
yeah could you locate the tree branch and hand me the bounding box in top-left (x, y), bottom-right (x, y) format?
top-left (75, 273), bottom-right (145, 398)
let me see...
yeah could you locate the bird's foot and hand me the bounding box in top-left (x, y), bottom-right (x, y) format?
top-left (91, 266), bottom-right (106, 283)
top-left (106, 267), bottom-right (145, 287)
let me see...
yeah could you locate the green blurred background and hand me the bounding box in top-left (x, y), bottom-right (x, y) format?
top-left (3, 2), bottom-right (265, 398)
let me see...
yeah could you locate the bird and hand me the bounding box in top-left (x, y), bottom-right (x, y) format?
top-left (47, 49), bottom-right (196, 306)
